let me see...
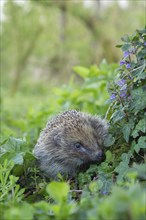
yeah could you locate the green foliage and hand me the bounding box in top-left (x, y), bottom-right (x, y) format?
top-left (1, 28), bottom-right (146, 220)
top-left (46, 182), bottom-right (69, 203)
top-left (0, 160), bottom-right (25, 204)
top-left (0, 137), bottom-right (35, 176)
top-left (1, 171), bottom-right (145, 220)
top-left (106, 27), bottom-right (146, 180)
top-left (46, 182), bottom-right (76, 220)
top-left (54, 61), bottom-right (118, 115)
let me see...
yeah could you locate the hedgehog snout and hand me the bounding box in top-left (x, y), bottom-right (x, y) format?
top-left (93, 150), bottom-right (106, 163)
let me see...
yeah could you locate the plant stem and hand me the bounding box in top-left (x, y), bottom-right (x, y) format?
top-left (117, 94), bottom-right (129, 122)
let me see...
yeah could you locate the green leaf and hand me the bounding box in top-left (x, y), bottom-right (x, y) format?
top-left (133, 65), bottom-right (146, 79)
top-left (116, 44), bottom-right (123, 48)
top-left (106, 151), bottom-right (113, 162)
top-left (122, 121), bottom-right (134, 142)
top-left (134, 136), bottom-right (146, 153)
top-left (104, 134), bottom-right (115, 147)
top-left (111, 109), bottom-right (125, 122)
top-left (115, 153), bottom-right (131, 181)
top-left (23, 152), bottom-right (36, 165)
top-left (132, 117), bottom-right (146, 138)
top-left (46, 182), bottom-right (70, 203)
top-left (137, 28), bottom-right (146, 34)
top-left (0, 137), bottom-right (27, 153)
top-left (73, 66), bottom-right (89, 78)
top-left (131, 35), bottom-right (139, 42)
top-left (138, 136), bottom-right (146, 148)
top-left (34, 201), bottom-right (50, 212)
top-left (130, 87), bottom-right (146, 113)
top-left (11, 153), bottom-right (24, 165)
top-left (4, 203), bottom-right (34, 220)
top-left (121, 153), bottom-right (131, 162)
top-left (98, 173), bottom-right (113, 193)
top-left (121, 34), bottom-right (130, 42)
top-left (137, 70), bottom-right (146, 80)
top-left (89, 181), bottom-right (102, 193)
top-left (122, 44), bottom-right (131, 51)
top-left (115, 160), bottom-right (129, 181)
top-left (89, 65), bottom-right (103, 77)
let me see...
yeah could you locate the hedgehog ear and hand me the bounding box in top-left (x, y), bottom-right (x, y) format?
top-left (53, 132), bottom-right (62, 146)
top-left (90, 118), bottom-right (99, 130)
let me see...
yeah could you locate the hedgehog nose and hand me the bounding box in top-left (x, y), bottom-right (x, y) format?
top-left (95, 150), bottom-right (106, 162)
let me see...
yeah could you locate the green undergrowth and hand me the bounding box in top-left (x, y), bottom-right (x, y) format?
top-left (0, 28), bottom-right (146, 220)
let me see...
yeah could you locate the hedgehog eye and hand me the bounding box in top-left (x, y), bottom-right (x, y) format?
top-left (73, 142), bottom-right (87, 153)
top-left (74, 143), bottom-right (82, 149)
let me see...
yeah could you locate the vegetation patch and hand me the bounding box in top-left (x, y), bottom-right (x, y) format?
top-left (1, 28), bottom-right (146, 220)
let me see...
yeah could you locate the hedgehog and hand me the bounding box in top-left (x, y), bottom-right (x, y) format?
top-left (33, 110), bottom-right (108, 179)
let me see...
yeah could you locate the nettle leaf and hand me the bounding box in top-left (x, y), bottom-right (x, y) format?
top-left (137, 49), bottom-right (146, 60)
top-left (98, 172), bottom-right (113, 194)
top-left (137, 70), bottom-right (146, 80)
top-left (132, 63), bottom-right (145, 74)
top-left (122, 121), bottom-right (134, 142)
top-left (115, 153), bottom-right (131, 181)
top-left (134, 136), bottom-right (146, 153)
top-left (46, 182), bottom-right (70, 203)
top-left (104, 134), bottom-right (115, 147)
top-left (0, 137), bottom-right (35, 166)
top-left (121, 153), bottom-right (131, 162)
top-left (132, 117), bottom-right (146, 138)
top-left (138, 136), bottom-right (146, 148)
top-left (121, 44), bottom-right (131, 51)
top-left (11, 152), bottom-right (24, 165)
top-left (0, 137), bottom-right (27, 153)
top-left (131, 35), bottom-right (139, 42)
top-left (115, 160), bottom-right (129, 181)
top-left (133, 65), bottom-right (146, 80)
top-left (130, 87), bottom-right (146, 113)
top-left (0, 151), bottom-right (24, 165)
top-left (111, 109), bottom-right (125, 123)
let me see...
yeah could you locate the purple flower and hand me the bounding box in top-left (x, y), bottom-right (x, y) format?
top-left (126, 63), bottom-right (131, 69)
top-left (124, 51), bottom-right (130, 58)
top-left (117, 79), bottom-right (126, 87)
top-left (144, 42), bottom-right (146, 46)
top-left (120, 61), bottom-right (126, 66)
top-left (101, 191), bottom-right (108, 195)
top-left (110, 94), bottom-right (116, 100)
top-left (120, 89), bottom-right (127, 99)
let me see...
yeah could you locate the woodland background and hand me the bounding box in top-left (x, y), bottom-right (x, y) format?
top-left (0, 1), bottom-right (145, 220)
top-left (1, 0), bottom-right (144, 138)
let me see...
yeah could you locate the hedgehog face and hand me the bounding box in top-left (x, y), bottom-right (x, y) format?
top-left (52, 116), bottom-right (106, 166)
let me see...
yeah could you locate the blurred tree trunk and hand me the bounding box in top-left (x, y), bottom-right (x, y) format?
top-left (34, 0), bottom-right (99, 62)
top-left (70, 11), bottom-right (99, 63)
top-left (96, 0), bottom-right (101, 10)
top-left (48, 1), bottom-right (68, 78)
top-left (59, 2), bottom-right (67, 42)
top-left (11, 28), bottom-right (42, 95)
